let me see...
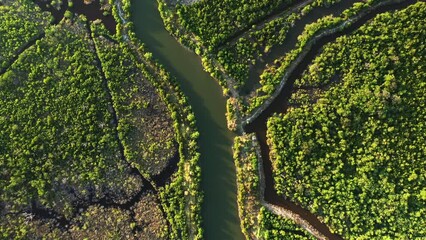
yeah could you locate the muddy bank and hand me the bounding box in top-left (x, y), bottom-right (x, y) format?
top-left (167, 0), bottom-right (201, 5)
top-left (256, 130), bottom-right (341, 239)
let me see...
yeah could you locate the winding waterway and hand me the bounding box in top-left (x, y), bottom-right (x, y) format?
top-left (26, 0), bottom-right (421, 238)
top-left (129, 0), bottom-right (419, 239)
top-left (130, 0), bottom-right (244, 239)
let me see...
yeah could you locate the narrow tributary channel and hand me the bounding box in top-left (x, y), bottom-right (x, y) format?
top-left (131, 0), bottom-right (244, 239)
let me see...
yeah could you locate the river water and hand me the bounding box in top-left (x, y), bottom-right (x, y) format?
top-left (130, 0), bottom-right (244, 239)
top-left (129, 0), bottom-right (420, 238)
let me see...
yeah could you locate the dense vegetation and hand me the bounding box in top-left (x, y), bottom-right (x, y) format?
top-left (215, 0), bottom-right (349, 91)
top-left (267, 2), bottom-right (426, 238)
top-left (0, 0), bottom-right (51, 69)
top-left (0, 0), bottom-right (202, 239)
top-left (176, 0), bottom-right (292, 49)
top-left (0, 15), bottom-right (155, 237)
top-left (0, 17), bottom-right (131, 215)
top-left (92, 24), bottom-right (177, 177)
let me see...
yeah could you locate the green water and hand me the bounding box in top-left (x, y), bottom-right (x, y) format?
top-left (130, 0), bottom-right (244, 239)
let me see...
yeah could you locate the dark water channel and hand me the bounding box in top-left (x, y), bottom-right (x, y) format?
top-left (131, 0), bottom-right (244, 239)
top-left (34, 0), bottom-right (116, 32)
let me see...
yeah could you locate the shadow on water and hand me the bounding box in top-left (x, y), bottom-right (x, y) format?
top-left (131, 0), bottom-right (244, 239)
top-left (32, 0), bottom-right (67, 23)
top-left (33, 0), bottom-right (116, 33)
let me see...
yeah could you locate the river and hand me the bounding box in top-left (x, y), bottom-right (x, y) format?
top-left (130, 0), bottom-right (244, 239)
top-left (27, 0), bottom-right (420, 238)
top-left (130, 0), bottom-right (419, 239)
